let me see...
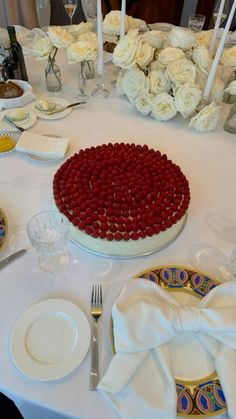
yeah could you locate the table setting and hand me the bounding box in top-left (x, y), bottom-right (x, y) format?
top-left (0, 1), bottom-right (236, 418)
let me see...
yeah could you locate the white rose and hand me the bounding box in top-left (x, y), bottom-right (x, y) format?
top-left (102, 10), bottom-right (128, 36)
top-left (148, 59), bottom-right (163, 71)
top-left (174, 83), bottom-right (202, 118)
top-left (32, 37), bottom-right (53, 60)
top-left (135, 93), bottom-right (153, 115)
top-left (122, 68), bottom-right (149, 102)
top-left (113, 35), bottom-right (141, 69)
top-left (149, 69), bottom-right (171, 94)
top-left (126, 28), bottom-right (139, 38)
top-left (210, 77), bottom-right (224, 103)
top-left (225, 80), bottom-right (236, 95)
top-left (136, 42), bottom-right (154, 68)
top-left (168, 27), bottom-right (196, 50)
top-left (195, 30), bottom-right (213, 49)
top-left (127, 16), bottom-right (147, 32)
top-left (152, 92), bottom-right (177, 121)
top-left (220, 46), bottom-right (236, 67)
top-left (67, 22), bottom-right (93, 38)
top-left (192, 44), bottom-right (212, 75)
top-left (141, 30), bottom-right (167, 49)
top-left (157, 47), bottom-right (185, 67)
top-left (167, 57), bottom-right (196, 85)
top-left (189, 102), bottom-right (221, 132)
top-left (67, 40), bottom-right (97, 63)
top-left (48, 26), bottom-right (74, 48)
top-left (78, 31), bottom-right (97, 49)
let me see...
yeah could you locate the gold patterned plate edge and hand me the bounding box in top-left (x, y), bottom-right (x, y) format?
top-left (110, 265), bottom-right (227, 417)
top-left (0, 208), bottom-right (8, 251)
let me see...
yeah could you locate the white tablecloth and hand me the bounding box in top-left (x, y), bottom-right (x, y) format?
top-left (0, 49), bottom-right (235, 419)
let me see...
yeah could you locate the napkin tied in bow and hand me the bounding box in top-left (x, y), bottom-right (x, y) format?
top-left (98, 278), bottom-right (236, 419)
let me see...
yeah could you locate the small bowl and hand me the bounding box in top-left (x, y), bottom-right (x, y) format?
top-left (35, 98), bottom-right (57, 113)
top-left (6, 109), bottom-right (29, 123)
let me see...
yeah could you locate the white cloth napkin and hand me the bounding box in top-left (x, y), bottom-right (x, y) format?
top-left (98, 278), bottom-right (236, 419)
top-left (15, 132), bottom-right (69, 158)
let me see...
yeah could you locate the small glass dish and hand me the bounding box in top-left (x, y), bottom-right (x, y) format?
top-left (35, 97), bottom-right (57, 113)
top-left (5, 109), bottom-right (30, 124)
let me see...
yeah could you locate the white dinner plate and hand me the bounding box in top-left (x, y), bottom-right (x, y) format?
top-left (34, 98), bottom-right (72, 120)
top-left (10, 299), bottom-right (91, 381)
top-left (0, 108), bottom-right (37, 131)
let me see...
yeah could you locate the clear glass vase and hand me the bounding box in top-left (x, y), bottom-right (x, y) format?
top-left (223, 69), bottom-right (236, 104)
top-left (77, 61), bottom-right (89, 101)
top-left (223, 103), bottom-right (236, 134)
top-left (45, 58), bottom-right (62, 92)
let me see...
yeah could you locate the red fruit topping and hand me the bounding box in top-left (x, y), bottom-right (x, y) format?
top-left (53, 142), bottom-right (190, 242)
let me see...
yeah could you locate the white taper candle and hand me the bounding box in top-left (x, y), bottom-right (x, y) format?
top-left (209, 0), bottom-right (225, 54)
top-left (120, 0), bottom-right (126, 38)
top-left (203, 0), bottom-right (236, 99)
top-left (97, 0), bottom-right (103, 75)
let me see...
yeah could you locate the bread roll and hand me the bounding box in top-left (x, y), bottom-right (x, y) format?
top-left (0, 81), bottom-right (23, 99)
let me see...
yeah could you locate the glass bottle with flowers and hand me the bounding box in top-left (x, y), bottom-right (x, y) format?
top-left (32, 26), bottom-right (74, 92)
top-left (67, 31), bottom-right (98, 100)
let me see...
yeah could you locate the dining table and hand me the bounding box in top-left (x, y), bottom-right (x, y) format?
top-left (0, 41), bottom-right (235, 419)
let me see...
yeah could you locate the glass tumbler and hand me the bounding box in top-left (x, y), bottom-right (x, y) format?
top-left (27, 211), bottom-right (70, 273)
top-left (188, 14), bottom-right (205, 32)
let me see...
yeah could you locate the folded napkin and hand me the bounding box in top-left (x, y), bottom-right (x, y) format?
top-left (98, 278), bottom-right (236, 419)
top-left (15, 132), bottom-right (69, 158)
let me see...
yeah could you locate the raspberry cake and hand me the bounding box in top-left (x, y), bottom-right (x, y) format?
top-left (53, 143), bottom-right (190, 257)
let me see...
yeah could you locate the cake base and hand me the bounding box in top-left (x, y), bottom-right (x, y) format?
top-left (69, 214), bottom-right (187, 258)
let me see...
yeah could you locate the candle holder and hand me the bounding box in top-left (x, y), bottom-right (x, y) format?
top-left (92, 71), bottom-right (109, 98)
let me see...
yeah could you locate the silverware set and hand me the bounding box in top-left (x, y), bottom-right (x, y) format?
top-left (90, 283), bottom-right (103, 390)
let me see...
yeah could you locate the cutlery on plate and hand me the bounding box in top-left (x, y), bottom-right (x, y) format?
top-left (90, 283), bottom-right (103, 390)
top-left (0, 249), bottom-right (27, 270)
top-left (3, 116), bottom-right (25, 132)
top-left (37, 102), bottom-right (87, 116)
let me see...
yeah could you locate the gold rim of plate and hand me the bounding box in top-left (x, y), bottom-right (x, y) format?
top-left (109, 265), bottom-right (226, 417)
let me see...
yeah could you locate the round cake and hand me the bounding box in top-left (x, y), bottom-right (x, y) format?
top-left (53, 143), bottom-right (190, 257)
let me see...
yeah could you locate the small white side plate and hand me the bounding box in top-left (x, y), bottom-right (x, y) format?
top-left (10, 299), bottom-right (91, 381)
top-left (0, 108), bottom-right (37, 131)
top-left (34, 98), bottom-right (72, 120)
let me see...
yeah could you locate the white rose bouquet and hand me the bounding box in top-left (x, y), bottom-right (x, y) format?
top-left (112, 23), bottom-right (224, 132)
top-left (32, 26), bottom-right (74, 90)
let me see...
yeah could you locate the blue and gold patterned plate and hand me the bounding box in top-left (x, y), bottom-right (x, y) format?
top-left (136, 266), bottom-right (226, 417)
top-left (0, 208), bottom-right (8, 251)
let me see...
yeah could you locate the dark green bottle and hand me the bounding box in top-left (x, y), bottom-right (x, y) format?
top-left (7, 26), bottom-right (28, 81)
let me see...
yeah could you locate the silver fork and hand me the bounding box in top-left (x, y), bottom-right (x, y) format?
top-left (90, 283), bottom-right (103, 390)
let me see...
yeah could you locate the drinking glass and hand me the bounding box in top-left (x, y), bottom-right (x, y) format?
top-left (188, 14), bottom-right (206, 32)
top-left (81, 0), bottom-right (97, 30)
top-left (27, 211), bottom-right (70, 273)
top-left (62, 0), bottom-right (78, 25)
top-left (213, 0), bottom-right (231, 26)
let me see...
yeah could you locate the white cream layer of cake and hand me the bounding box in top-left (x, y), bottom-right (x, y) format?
top-left (68, 213), bottom-right (187, 257)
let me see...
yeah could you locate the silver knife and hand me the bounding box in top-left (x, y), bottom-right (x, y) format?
top-left (0, 249), bottom-right (26, 270)
top-left (39, 102), bottom-right (87, 116)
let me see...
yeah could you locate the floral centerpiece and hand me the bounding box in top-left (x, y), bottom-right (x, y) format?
top-left (108, 16), bottom-right (236, 132)
top-left (32, 23), bottom-right (96, 93)
top-left (67, 30), bottom-right (98, 100)
top-left (32, 26), bottom-right (74, 91)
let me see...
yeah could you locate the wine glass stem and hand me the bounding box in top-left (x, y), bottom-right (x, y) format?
top-left (70, 16), bottom-right (73, 25)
